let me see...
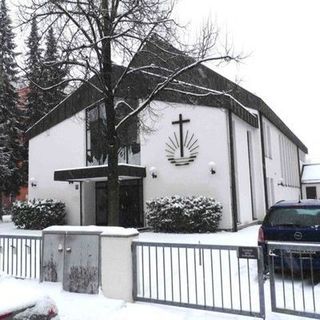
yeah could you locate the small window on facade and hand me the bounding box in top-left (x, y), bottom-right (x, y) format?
top-left (306, 186), bottom-right (317, 199)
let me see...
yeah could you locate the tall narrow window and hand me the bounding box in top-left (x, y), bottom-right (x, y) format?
top-left (232, 121), bottom-right (241, 224)
top-left (262, 121), bottom-right (272, 159)
top-left (86, 104), bottom-right (107, 165)
top-left (86, 103), bottom-right (140, 166)
top-left (278, 133), bottom-right (299, 187)
top-left (267, 125), bottom-right (272, 159)
top-left (247, 131), bottom-right (257, 220)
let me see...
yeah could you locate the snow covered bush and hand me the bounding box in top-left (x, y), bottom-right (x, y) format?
top-left (146, 196), bottom-right (222, 233)
top-left (11, 199), bottom-right (66, 230)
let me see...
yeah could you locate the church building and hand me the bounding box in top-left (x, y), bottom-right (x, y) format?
top-left (27, 42), bottom-right (307, 231)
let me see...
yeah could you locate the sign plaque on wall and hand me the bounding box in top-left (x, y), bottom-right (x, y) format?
top-left (165, 114), bottom-right (199, 166)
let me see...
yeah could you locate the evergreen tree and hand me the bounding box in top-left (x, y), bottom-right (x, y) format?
top-left (0, 0), bottom-right (25, 209)
top-left (42, 28), bottom-right (67, 113)
top-left (25, 18), bottom-right (44, 127)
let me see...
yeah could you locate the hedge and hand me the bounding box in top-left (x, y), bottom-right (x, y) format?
top-left (146, 195), bottom-right (222, 233)
top-left (11, 199), bottom-right (66, 230)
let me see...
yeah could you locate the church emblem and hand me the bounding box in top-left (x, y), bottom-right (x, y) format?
top-left (165, 114), bottom-right (199, 166)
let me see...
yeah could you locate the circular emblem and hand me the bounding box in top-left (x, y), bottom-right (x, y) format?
top-left (294, 232), bottom-right (303, 241)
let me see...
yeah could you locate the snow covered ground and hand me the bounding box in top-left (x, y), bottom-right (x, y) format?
top-left (0, 274), bottom-right (304, 320)
top-left (138, 225), bottom-right (260, 245)
top-left (0, 222), bottom-right (308, 319)
top-left (0, 221), bottom-right (41, 236)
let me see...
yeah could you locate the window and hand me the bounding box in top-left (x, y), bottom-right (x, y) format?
top-left (86, 104), bottom-right (107, 165)
top-left (247, 131), bottom-right (257, 219)
top-left (265, 207), bottom-right (320, 227)
top-left (279, 134), bottom-right (299, 187)
top-left (263, 121), bottom-right (272, 159)
top-left (85, 103), bottom-right (140, 166)
top-left (306, 186), bottom-right (317, 199)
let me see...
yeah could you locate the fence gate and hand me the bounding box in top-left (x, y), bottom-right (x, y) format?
top-left (0, 234), bottom-right (42, 279)
top-left (268, 241), bottom-right (320, 319)
top-left (132, 241), bottom-right (265, 319)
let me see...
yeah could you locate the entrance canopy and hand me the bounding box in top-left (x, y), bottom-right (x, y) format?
top-left (54, 164), bottom-right (146, 182)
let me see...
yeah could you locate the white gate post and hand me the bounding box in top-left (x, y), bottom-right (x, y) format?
top-left (100, 228), bottom-right (139, 302)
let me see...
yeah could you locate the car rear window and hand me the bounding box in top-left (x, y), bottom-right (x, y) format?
top-left (265, 207), bottom-right (320, 227)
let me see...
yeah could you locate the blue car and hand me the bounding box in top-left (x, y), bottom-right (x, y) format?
top-left (258, 199), bottom-right (320, 273)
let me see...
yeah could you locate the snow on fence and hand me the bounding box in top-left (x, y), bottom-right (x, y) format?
top-left (0, 234), bottom-right (42, 279)
top-left (132, 241), bottom-right (265, 319)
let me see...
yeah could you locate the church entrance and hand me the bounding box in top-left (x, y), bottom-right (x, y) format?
top-left (95, 180), bottom-right (144, 227)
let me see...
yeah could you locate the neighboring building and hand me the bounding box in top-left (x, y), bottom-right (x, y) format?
top-left (301, 163), bottom-right (320, 199)
top-left (26, 44), bottom-right (307, 231)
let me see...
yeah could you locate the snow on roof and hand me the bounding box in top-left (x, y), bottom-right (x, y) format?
top-left (55, 163), bottom-right (145, 172)
top-left (302, 164), bottom-right (320, 183)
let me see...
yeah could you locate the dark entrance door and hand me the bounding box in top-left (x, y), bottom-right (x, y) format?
top-left (96, 182), bottom-right (108, 225)
top-left (95, 180), bottom-right (143, 227)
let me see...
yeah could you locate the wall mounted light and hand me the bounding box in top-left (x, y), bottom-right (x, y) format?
top-left (278, 178), bottom-right (284, 186)
top-left (30, 177), bottom-right (37, 187)
top-left (208, 161), bottom-right (216, 175)
top-left (149, 166), bottom-right (158, 179)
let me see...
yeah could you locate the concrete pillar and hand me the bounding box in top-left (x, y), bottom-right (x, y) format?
top-left (100, 228), bottom-right (139, 302)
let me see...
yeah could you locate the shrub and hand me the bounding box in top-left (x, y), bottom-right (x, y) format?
top-left (11, 199), bottom-right (66, 230)
top-left (146, 195), bottom-right (222, 233)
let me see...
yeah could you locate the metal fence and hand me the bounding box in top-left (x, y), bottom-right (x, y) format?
top-left (0, 234), bottom-right (42, 279)
top-left (268, 241), bottom-right (320, 319)
top-left (132, 241), bottom-right (265, 319)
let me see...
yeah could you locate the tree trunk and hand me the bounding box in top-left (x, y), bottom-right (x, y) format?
top-left (106, 91), bottom-right (119, 225)
top-left (107, 130), bottom-right (120, 226)
top-left (102, 0), bottom-right (119, 226)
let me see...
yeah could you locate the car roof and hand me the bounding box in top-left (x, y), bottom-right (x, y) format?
top-left (271, 199), bottom-right (320, 208)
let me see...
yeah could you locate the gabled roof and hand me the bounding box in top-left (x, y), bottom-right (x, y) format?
top-left (131, 39), bottom-right (308, 153)
top-left (26, 38), bottom-right (308, 154)
top-left (26, 65), bottom-right (258, 140)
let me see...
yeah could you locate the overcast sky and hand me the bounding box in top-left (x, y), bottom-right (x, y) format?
top-left (175, 0), bottom-right (320, 162)
top-left (7, 0), bottom-right (320, 162)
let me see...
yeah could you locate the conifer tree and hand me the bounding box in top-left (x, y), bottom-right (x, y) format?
top-left (0, 0), bottom-right (25, 211)
top-left (42, 28), bottom-right (67, 114)
top-left (25, 18), bottom-right (44, 127)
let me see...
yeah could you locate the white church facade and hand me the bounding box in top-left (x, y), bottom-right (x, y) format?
top-left (27, 50), bottom-right (307, 231)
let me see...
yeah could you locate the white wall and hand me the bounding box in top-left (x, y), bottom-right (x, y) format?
top-left (232, 112), bottom-right (265, 225)
top-left (29, 111), bottom-right (86, 225)
top-left (263, 117), bottom-right (301, 206)
top-left (140, 101), bottom-right (233, 229)
top-left (28, 99), bottom-right (306, 229)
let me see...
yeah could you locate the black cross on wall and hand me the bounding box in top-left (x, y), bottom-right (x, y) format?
top-left (172, 114), bottom-right (190, 157)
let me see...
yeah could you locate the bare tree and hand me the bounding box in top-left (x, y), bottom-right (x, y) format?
top-left (19, 0), bottom-right (240, 225)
